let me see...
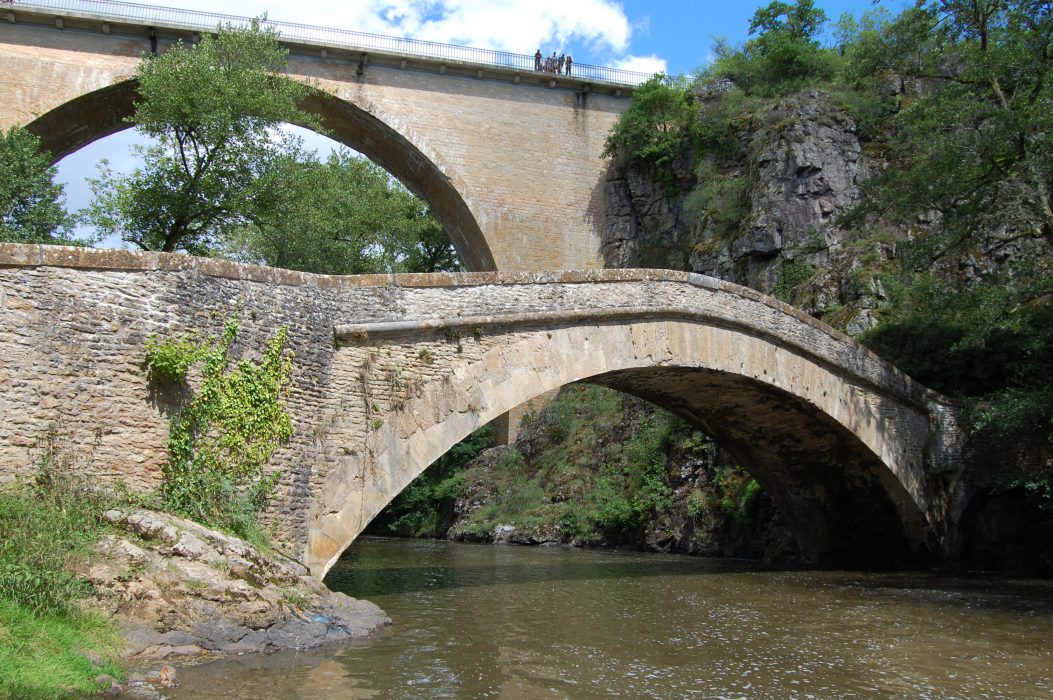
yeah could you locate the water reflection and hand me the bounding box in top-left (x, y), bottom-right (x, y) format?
top-left (170, 537), bottom-right (1053, 699)
top-left (328, 538), bottom-right (760, 596)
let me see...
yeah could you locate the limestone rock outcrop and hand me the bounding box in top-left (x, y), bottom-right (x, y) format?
top-left (83, 509), bottom-right (389, 661)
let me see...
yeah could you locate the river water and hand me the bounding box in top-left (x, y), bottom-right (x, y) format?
top-left (169, 537), bottom-right (1053, 699)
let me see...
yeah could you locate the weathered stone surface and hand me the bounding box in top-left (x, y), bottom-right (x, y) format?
top-left (86, 509), bottom-right (389, 661)
top-left (718, 92), bottom-right (863, 289)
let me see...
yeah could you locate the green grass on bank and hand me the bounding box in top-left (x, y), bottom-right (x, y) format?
top-left (0, 434), bottom-right (124, 699)
top-left (0, 600), bottom-right (123, 700)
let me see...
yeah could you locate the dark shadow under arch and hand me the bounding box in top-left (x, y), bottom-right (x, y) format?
top-left (25, 79), bottom-right (496, 272)
top-left (590, 368), bottom-right (931, 568)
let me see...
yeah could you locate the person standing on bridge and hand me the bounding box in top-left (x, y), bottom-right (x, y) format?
top-left (565, 54), bottom-right (572, 75)
top-left (534, 49), bottom-right (541, 71)
top-left (558, 54), bottom-right (565, 74)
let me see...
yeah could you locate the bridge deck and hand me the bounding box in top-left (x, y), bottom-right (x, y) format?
top-left (7, 0), bottom-right (654, 90)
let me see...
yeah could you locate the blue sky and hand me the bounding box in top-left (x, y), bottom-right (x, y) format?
top-left (620, 0), bottom-right (911, 76)
top-left (55, 0), bottom-right (908, 243)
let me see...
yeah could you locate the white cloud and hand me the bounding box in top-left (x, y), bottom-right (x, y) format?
top-left (157, 0), bottom-right (640, 61)
top-left (612, 54), bottom-right (667, 77)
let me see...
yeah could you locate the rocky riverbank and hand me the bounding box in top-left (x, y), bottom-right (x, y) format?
top-left (80, 509), bottom-right (389, 696)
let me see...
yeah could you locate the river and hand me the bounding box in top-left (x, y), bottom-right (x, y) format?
top-left (167, 537), bottom-right (1053, 699)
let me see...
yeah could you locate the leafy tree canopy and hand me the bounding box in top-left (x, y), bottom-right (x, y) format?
top-left (601, 74), bottom-right (698, 181)
top-left (709, 0), bottom-right (838, 94)
top-left (0, 127), bottom-right (78, 245)
top-left (228, 146), bottom-right (460, 274)
top-left (748, 0), bottom-right (827, 47)
top-left (86, 20), bottom-right (318, 254)
top-left (848, 0), bottom-right (1053, 251)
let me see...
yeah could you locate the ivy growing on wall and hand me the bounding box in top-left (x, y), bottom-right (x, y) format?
top-left (145, 317), bottom-right (293, 541)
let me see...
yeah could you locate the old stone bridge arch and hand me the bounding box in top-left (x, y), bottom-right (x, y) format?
top-left (0, 2), bottom-right (634, 272)
top-left (311, 277), bottom-right (962, 577)
top-left (0, 246), bottom-right (963, 579)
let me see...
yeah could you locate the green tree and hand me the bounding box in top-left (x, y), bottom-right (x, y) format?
top-left (230, 147), bottom-right (460, 274)
top-left (849, 0), bottom-right (1053, 249)
top-left (0, 126), bottom-right (76, 244)
top-left (602, 74), bottom-right (699, 181)
top-left (748, 0), bottom-right (827, 45)
top-left (86, 20), bottom-right (317, 254)
top-left (402, 215), bottom-right (461, 273)
top-left (709, 0), bottom-right (837, 94)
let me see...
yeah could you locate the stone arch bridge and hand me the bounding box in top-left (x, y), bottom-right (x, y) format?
top-left (0, 0), bottom-right (644, 273)
top-left (0, 246), bottom-right (963, 578)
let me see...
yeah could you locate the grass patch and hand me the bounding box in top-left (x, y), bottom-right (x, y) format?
top-left (0, 433), bottom-right (110, 616)
top-left (0, 431), bottom-right (124, 698)
top-left (0, 599), bottom-right (123, 699)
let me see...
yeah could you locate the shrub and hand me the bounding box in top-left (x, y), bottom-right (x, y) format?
top-left (602, 74), bottom-right (699, 183)
top-left (0, 430), bottom-right (108, 616)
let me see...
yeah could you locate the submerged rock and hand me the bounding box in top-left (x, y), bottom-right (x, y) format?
top-left (83, 509), bottom-right (389, 662)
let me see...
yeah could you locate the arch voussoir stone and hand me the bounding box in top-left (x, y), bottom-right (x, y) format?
top-left (309, 303), bottom-right (959, 577)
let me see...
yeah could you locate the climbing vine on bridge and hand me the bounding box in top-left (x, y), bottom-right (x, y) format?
top-left (145, 318), bottom-right (293, 541)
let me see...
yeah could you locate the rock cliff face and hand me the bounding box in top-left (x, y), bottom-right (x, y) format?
top-left (604, 90), bottom-right (883, 332)
top-left (703, 92), bottom-right (869, 286)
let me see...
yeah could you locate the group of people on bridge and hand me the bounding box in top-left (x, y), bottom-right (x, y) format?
top-left (534, 49), bottom-right (572, 75)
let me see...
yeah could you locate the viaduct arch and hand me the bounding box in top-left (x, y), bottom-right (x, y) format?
top-left (24, 79), bottom-right (498, 272)
top-left (0, 246), bottom-right (963, 579)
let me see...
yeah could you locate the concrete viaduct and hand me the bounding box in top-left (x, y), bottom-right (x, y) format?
top-left (0, 0), bottom-right (642, 274)
top-left (0, 246), bottom-right (962, 577)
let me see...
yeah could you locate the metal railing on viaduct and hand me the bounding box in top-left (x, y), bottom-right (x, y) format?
top-left (11, 0), bottom-right (657, 87)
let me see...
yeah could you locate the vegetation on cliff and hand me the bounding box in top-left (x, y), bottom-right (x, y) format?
top-left (371, 385), bottom-right (795, 560)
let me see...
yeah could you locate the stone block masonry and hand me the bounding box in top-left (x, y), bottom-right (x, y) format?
top-left (0, 245), bottom-right (962, 578)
